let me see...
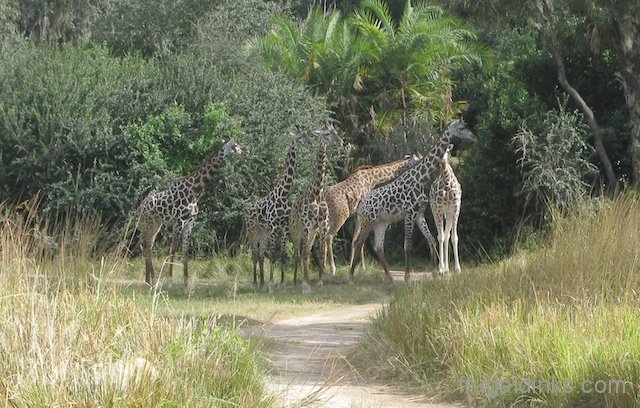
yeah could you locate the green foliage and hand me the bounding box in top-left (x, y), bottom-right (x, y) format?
top-left (0, 43), bottom-right (166, 221)
top-left (0, 0), bottom-right (332, 255)
top-left (514, 100), bottom-right (598, 212)
top-left (256, 0), bottom-right (489, 135)
top-left (91, 0), bottom-right (219, 57)
top-left (12, 0), bottom-right (105, 44)
top-left (454, 29), bottom-right (547, 258)
top-left (155, 4), bottom-right (331, 251)
top-left (0, 0), bottom-right (18, 44)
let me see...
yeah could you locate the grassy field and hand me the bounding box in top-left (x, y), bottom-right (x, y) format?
top-left (13, 196), bottom-right (640, 407)
top-left (355, 196), bottom-right (640, 407)
top-left (0, 209), bottom-right (276, 407)
top-left (115, 255), bottom-right (395, 324)
top-left (0, 204), bottom-right (398, 406)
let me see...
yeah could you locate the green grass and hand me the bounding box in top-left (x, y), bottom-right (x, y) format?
top-left (355, 195), bottom-right (640, 407)
top-left (114, 255), bottom-right (395, 324)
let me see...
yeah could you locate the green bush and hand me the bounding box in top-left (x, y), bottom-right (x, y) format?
top-left (0, 43), bottom-right (167, 222)
top-left (0, 1), bottom-right (333, 256)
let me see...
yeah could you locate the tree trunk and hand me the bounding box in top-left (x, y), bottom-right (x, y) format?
top-left (539, 0), bottom-right (619, 193)
top-left (616, 18), bottom-right (640, 189)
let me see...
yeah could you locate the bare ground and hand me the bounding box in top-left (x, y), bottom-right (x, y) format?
top-left (243, 271), bottom-right (462, 408)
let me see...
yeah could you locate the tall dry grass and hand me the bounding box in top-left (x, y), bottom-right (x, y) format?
top-left (356, 195), bottom-right (640, 407)
top-left (0, 204), bottom-right (272, 407)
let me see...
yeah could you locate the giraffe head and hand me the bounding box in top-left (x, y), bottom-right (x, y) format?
top-left (313, 122), bottom-right (343, 147)
top-left (290, 128), bottom-right (314, 147)
top-left (446, 116), bottom-right (476, 143)
top-left (221, 139), bottom-right (249, 156)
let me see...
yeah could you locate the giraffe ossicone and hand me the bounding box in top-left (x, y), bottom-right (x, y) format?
top-left (137, 139), bottom-right (248, 287)
top-left (348, 118), bottom-right (475, 284)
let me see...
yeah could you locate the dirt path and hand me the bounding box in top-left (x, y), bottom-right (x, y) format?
top-left (243, 273), bottom-right (461, 408)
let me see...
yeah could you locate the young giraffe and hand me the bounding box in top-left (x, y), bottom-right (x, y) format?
top-left (246, 126), bottom-right (337, 293)
top-left (430, 144), bottom-right (462, 275)
top-left (348, 118), bottom-right (475, 283)
top-left (138, 139), bottom-right (248, 287)
top-left (321, 154), bottom-right (422, 276)
top-left (289, 127), bottom-right (342, 293)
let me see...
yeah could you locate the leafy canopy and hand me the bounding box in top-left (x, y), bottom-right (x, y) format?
top-left (256, 0), bottom-right (490, 130)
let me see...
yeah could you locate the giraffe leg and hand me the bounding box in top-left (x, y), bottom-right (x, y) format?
top-left (403, 216), bottom-right (415, 283)
top-left (142, 222), bottom-right (161, 286)
top-left (267, 228), bottom-right (280, 294)
top-left (451, 209), bottom-right (461, 274)
top-left (372, 222), bottom-right (393, 283)
top-left (348, 217), bottom-right (364, 277)
top-left (251, 241), bottom-right (259, 290)
top-left (181, 220), bottom-right (194, 287)
top-left (319, 224), bottom-right (334, 276)
top-left (316, 205), bottom-right (329, 286)
top-left (279, 227), bottom-right (289, 287)
top-left (443, 212), bottom-right (453, 275)
top-left (416, 212), bottom-right (438, 265)
top-left (348, 218), bottom-right (367, 282)
top-left (434, 211), bottom-right (446, 275)
top-left (319, 233), bottom-right (331, 283)
top-left (166, 234), bottom-right (178, 289)
top-left (301, 228), bottom-right (316, 294)
top-left (258, 238), bottom-right (266, 289)
top-left (291, 232), bottom-right (301, 288)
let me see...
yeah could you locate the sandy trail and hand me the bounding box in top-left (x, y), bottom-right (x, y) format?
top-left (243, 272), bottom-right (461, 408)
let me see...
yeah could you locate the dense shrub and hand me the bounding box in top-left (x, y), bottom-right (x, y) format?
top-left (0, 1), bottom-right (333, 255)
top-left (0, 43), bottom-right (167, 221)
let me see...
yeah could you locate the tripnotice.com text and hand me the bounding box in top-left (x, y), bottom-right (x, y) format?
top-left (459, 377), bottom-right (628, 399)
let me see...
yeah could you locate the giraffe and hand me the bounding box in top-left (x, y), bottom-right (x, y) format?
top-left (430, 144), bottom-right (462, 275)
top-left (289, 127), bottom-right (342, 293)
top-left (320, 154), bottom-right (422, 276)
top-left (138, 139), bottom-right (248, 287)
top-left (246, 125), bottom-right (338, 293)
top-left (348, 118), bottom-right (475, 283)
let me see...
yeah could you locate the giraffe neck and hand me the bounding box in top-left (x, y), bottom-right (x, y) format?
top-left (181, 146), bottom-right (227, 193)
top-left (440, 161), bottom-right (457, 185)
top-left (358, 157), bottom-right (415, 189)
top-left (272, 142), bottom-right (299, 198)
top-left (412, 130), bottom-right (454, 184)
top-left (309, 146), bottom-right (327, 198)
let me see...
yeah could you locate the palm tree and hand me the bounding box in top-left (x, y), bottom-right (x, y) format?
top-left (256, 0), bottom-right (489, 135)
top-left (351, 0), bottom-right (490, 129)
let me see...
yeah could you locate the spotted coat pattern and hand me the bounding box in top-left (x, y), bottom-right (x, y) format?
top-left (246, 131), bottom-right (311, 292)
top-left (321, 155), bottom-right (421, 276)
top-left (349, 119), bottom-right (475, 283)
top-left (430, 145), bottom-right (462, 275)
top-left (289, 146), bottom-right (329, 292)
top-left (138, 139), bottom-right (247, 286)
